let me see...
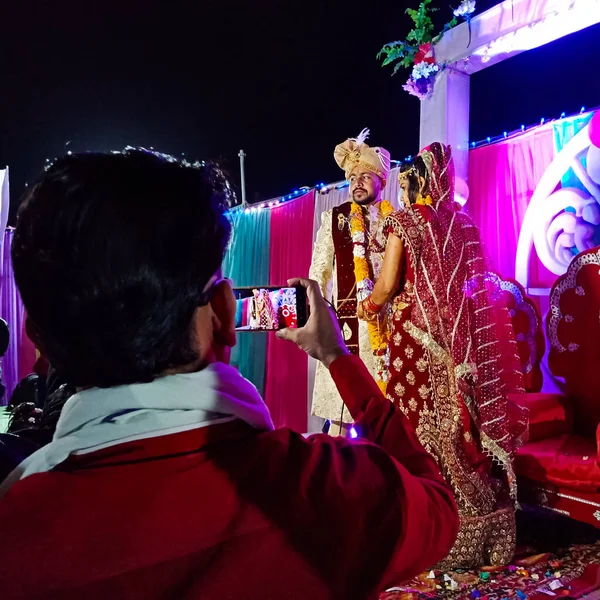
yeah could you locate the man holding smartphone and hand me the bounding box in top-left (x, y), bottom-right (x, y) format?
top-left (0, 149), bottom-right (458, 599)
top-left (310, 129), bottom-right (394, 436)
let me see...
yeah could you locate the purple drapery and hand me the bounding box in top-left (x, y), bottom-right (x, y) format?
top-left (0, 229), bottom-right (26, 404)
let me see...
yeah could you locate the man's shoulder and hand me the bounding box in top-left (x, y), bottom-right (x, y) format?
top-left (332, 201), bottom-right (352, 217)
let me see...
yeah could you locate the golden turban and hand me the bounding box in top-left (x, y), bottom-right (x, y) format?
top-left (334, 128), bottom-right (391, 181)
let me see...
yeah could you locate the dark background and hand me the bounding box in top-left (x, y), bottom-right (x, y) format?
top-left (1, 0), bottom-right (599, 223)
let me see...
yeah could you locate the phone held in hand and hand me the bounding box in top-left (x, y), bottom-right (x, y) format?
top-left (233, 286), bottom-right (308, 332)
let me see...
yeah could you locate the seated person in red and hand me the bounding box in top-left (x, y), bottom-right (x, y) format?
top-left (0, 149), bottom-right (458, 600)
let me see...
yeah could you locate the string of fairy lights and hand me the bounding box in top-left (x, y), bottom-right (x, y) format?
top-left (38, 106), bottom-right (597, 211)
top-left (468, 106), bottom-right (596, 150)
top-left (240, 160), bottom-right (405, 214)
top-left (244, 106), bottom-right (598, 211)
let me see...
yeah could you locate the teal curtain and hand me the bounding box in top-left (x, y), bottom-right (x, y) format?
top-left (223, 209), bottom-right (271, 395)
top-left (553, 113), bottom-right (594, 190)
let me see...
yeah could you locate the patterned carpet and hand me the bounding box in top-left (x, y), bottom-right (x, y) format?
top-left (380, 509), bottom-right (600, 600)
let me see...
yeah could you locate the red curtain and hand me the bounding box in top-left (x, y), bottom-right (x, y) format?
top-left (467, 126), bottom-right (556, 288)
top-left (265, 191), bottom-right (315, 432)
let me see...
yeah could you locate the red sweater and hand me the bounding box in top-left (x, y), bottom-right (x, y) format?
top-left (0, 355), bottom-right (458, 600)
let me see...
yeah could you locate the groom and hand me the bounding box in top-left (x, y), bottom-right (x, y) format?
top-left (310, 130), bottom-right (393, 436)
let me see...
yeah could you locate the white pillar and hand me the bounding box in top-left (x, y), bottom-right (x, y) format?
top-left (419, 69), bottom-right (471, 183)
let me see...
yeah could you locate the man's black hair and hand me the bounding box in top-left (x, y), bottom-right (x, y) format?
top-left (12, 149), bottom-right (233, 388)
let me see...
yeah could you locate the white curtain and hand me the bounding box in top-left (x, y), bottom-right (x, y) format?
top-left (306, 168), bottom-right (401, 432)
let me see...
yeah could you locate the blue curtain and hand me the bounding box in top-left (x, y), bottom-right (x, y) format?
top-left (553, 113), bottom-right (594, 190)
top-left (222, 209), bottom-right (271, 395)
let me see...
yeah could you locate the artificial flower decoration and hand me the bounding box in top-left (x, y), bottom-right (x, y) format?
top-left (378, 0), bottom-right (476, 99)
top-left (403, 62), bottom-right (440, 101)
top-left (414, 43), bottom-right (435, 65)
top-left (453, 0), bottom-right (476, 46)
top-left (453, 0), bottom-right (476, 19)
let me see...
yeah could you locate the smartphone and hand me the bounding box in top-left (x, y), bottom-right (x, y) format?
top-left (233, 286), bottom-right (308, 331)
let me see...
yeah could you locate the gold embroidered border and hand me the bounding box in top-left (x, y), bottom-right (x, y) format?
top-left (403, 320), bottom-right (449, 363)
top-left (455, 362), bottom-right (477, 381)
top-left (404, 320), bottom-right (497, 516)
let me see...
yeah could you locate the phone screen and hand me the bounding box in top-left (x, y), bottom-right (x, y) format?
top-left (233, 286), bottom-right (307, 331)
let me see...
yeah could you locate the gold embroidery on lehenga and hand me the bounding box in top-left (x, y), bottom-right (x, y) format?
top-left (404, 321), bottom-right (500, 549)
top-left (393, 357), bottom-right (403, 371)
top-left (436, 508), bottom-right (516, 569)
top-left (394, 382), bottom-right (406, 397)
top-left (406, 370), bottom-right (416, 385)
top-left (404, 345), bottom-right (414, 359)
top-left (408, 398), bottom-right (418, 412)
top-left (393, 332), bottom-right (402, 346)
top-left (385, 201), bottom-right (518, 568)
top-left (455, 362), bottom-right (477, 380)
top-left (415, 403), bottom-right (439, 457)
top-left (403, 320), bottom-right (448, 363)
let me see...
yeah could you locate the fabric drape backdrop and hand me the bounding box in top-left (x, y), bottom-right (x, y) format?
top-left (0, 230), bottom-right (27, 404)
top-left (468, 126), bottom-right (556, 287)
top-left (222, 209), bottom-right (271, 397)
top-left (265, 190), bottom-right (315, 432)
top-left (553, 113), bottom-right (594, 190)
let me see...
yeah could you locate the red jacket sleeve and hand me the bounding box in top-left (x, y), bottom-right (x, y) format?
top-left (324, 354), bottom-right (459, 591)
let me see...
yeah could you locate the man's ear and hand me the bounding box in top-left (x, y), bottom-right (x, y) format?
top-left (210, 279), bottom-right (237, 348)
top-left (380, 177), bottom-right (387, 190)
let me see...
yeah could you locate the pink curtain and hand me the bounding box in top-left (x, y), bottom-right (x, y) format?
top-left (265, 191), bottom-right (316, 432)
top-left (468, 126), bottom-right (556, 287)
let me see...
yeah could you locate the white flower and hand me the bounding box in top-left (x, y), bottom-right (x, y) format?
top-left (352, 231), bottom-right (365, 243)
top-left (354, 246), bottom-right (366, 259)
top-left (453, 0), bottom-right (476, 18)
top-left (357, 279), bottom-right (373, 292)
top-left (412, 61), bottom-right (439, 80)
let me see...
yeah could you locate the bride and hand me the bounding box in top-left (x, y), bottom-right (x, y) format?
top-left (358, 142), bottom-right (528, 568)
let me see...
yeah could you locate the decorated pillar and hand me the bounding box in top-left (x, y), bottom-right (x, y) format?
top-left (419, 69), bottom-right (470, 183)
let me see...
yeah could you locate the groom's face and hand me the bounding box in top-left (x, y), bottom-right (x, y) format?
top-left (349, 167), bottom-right (384, 205)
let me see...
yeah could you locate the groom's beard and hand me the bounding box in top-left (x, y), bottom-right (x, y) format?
top-left (352, 189), bottom-right (378, 205)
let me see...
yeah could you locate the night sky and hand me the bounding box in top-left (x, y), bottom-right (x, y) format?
top-left (2, 0), bottom-right (599, 223)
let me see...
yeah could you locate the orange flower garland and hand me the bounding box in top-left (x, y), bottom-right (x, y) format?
top-left (415, 194), bottom-right (433, 206)
top-left (349, 200), bottom-right (394, 393)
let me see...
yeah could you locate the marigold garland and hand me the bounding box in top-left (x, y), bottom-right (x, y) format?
top-left (349, 200), bottom-right (394, 393)
top-left (415, 194), bottom-right (433, 206)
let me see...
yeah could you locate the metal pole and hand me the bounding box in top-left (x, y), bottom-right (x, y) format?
top-left (238, 150), bottom-right (247, 207)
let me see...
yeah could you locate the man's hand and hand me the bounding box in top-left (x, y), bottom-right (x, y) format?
top-left (276, 278), bottom-right (349, 368)
top-left (357, 300), bottom-right (365, 321)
